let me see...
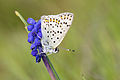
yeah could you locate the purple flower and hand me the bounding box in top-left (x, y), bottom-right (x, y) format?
top-left (30, 43), bottom-right (36, 50)
top-left (27, 18), bottom-right (43, 63)
top-left (38, 47), bottom-right (43, 53)
top-left (36, 54), bottom-right (42, 63)
top-left (31, 49), bottom-right (38, 56)
top-left (27, 36), bottom-right (34, 43)
top-left (37, 32), bottom-right (42, 39)
top-left (34, 19), bottom-right (41, 29)
top-left (27, 25), bottom-right (34, 31)
top-left (27, 18), bottom-right (36, 25)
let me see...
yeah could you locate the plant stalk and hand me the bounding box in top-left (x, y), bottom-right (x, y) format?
top-left (42, 54), bottom-right (56, 80)
top-left (15, 11), bottom-right (60, 80)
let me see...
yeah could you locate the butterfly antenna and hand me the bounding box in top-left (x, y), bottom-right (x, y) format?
top-left (59, 47), bottom-right (75, 52)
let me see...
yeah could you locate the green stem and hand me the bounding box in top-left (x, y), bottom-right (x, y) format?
top-left (46, 55), bottom-right (60, 80)
top-left (42, 54), bottom-right (60, 80)
top-left (15, 11), bottom-right (29, 33)
top-left (15, 11), bottom-right (60, 80)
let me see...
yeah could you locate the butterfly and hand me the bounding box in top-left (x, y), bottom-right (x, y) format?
top-left (41, 12), bottom-right (74, 54)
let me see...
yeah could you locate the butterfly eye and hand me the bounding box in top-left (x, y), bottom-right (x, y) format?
top-left (55, 47), bottom-right (59, 53)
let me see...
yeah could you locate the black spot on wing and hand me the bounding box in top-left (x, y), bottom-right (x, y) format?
top-left (57, 37), bottom-right (59, 39)
top-left (57, 31), bottom-right (59, 33)
top-left (60, 31), bottom-right (62, 34)
top-left (53, 41), bottom-right (55, 43)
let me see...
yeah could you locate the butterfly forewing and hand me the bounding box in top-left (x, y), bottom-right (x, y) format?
top-left (41, 12), bottom-right (74, 49)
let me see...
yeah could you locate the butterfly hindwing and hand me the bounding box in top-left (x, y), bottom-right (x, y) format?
top-left (41, 12), bottom-right (74, 49)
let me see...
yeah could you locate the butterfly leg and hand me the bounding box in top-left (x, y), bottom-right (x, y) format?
top-left (47, 52), bottom-right (53, 55)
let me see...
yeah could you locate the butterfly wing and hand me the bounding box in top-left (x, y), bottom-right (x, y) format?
top-left (41, 12), bottom-right (74, 49)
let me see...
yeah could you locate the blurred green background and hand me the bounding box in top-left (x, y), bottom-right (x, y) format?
top-left (0, 0), bottom-right (120, 80)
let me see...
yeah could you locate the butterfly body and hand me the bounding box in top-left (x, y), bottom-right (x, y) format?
top-left (41, 12), bottom-right (74, 54)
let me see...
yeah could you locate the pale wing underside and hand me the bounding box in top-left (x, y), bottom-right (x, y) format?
top-left (41, 12), bottom-right (74, 49)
